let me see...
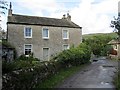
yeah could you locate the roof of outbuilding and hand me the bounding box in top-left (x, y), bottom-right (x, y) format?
top-left (7, 14), bottom-right (82, 28)
top-left (108, 39), bottom-right (120, 45)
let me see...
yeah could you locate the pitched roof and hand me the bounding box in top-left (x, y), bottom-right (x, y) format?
top-left (108, 39), bottom-right (120, 45)
top-left (7, 14), bottom-right (81, 28)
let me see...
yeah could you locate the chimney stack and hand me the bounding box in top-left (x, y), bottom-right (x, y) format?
top-left (62, 13), bottom-right (71, 21)
top-left (62, 14), bottom-right (66, 19)
top-left (118, 1), bottom-right (120, 16)
top-left (67, 13), bottom-right (71, 21)
top-left (8, 2), bottom-right (12, 16)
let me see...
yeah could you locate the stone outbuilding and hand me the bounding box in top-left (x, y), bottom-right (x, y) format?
top-left (108, 39), bottom-right (120, 59)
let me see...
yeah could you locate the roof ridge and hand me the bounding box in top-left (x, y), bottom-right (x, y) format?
top-left (8, 14), bottom-right (81, 28)
top-left (12, 14), bottom-right (62, 20)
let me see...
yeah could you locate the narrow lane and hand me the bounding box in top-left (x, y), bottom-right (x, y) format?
top-left (57, 57), bottom-right (118, 88)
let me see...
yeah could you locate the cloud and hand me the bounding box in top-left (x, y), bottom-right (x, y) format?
top-left (70, 0), bottom-right (119, 34)
top-left (14, 0), bottom-right (61, 16)
top-left (1, 0), bottom-right (119, 35)
top-left (0, 14), bottom-right (7, 30)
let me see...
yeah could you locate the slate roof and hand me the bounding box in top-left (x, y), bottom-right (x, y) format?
top-left (7, 14), bottom-right (81, 28)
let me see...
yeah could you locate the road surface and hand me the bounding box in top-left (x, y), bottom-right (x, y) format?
top-left (57, 57), bottom-right (118, 89)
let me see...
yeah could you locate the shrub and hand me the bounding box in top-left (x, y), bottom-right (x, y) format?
top-left (17, 53), bottom-right (39, 61)
top-left (3, 62), bottom-right (48, 90)
top-left (2, 54), bottom-right (40, 74)
top-left (55, 43), bottom-right (91, 67)
top-left (114, 71), bottom-right (120, 90)
top-left (2, 61), bottom-right (16, 74)
top-left (2, 43), bottom-right (91, 90)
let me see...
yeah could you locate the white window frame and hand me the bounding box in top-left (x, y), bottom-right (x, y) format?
top-left (63, 44), bottom-right (70, 50)
top-left (42, 28), bottom-right (49, 39)
top-left (62, 29), bottom-right (69, 40)
top-left (24, 44), bottom-right (33, 56)
top-left (24, 27), bottom-right (32, 38)
top-left (42, 47), bottom-right (50, 61)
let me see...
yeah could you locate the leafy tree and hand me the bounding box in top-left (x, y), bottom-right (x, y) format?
top-left (0, 0), bottom-right (8, 39)
top-left (0, 0), bottom-right (8, 15)
top-left (111, 16), bottom-right (120, 40)
top-left (83, 35), bottom-right (113, 56)
top-left (111, 16), bottom-right (120, 59)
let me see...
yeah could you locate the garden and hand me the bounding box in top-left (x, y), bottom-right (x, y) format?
top-left (2, 43), bottom-right (91, 90)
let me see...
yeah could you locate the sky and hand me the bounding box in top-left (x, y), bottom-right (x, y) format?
top-left (0, 0), bottom-right (119, 34)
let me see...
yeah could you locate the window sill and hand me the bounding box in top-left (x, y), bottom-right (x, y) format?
top-left (24, 37), bottom-right (32, 39)
top-left (63, 38), bottom-right (69, 40)
top-left (43, 37), bottom-right (49, 40)
top-left (25, 55), bottom-right (29, 57)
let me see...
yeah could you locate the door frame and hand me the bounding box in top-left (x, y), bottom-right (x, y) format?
top-left (42, 47), bottom-right (50, 61)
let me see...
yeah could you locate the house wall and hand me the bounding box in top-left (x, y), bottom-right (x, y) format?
top-left (7, 24), bottom-right (82, 60)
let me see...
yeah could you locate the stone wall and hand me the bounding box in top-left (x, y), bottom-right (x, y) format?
top-left (118, 44), bottom-right (120, 60)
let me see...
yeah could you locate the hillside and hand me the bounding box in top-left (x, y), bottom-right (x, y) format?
top-left (82, 33), bottom-right (118, 39)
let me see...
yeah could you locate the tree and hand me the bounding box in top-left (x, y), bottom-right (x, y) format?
top-left (111, 16), bottom-right (120, 40)
top-left (111, 15), bottom-right (120, 60)
top-left (83, 35), bottom-right (113, 56)
top-left (0, 0), bottom-right (8, 15)
top-left (0, 0), bottom-right (8, 39)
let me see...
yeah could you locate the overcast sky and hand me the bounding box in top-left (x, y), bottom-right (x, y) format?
top-left (0, 0), bottom-right (119, 34)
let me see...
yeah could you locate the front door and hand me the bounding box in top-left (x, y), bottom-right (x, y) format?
top-left (43, 48), bottom-right (49, 61)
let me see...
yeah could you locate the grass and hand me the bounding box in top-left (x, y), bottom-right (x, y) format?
top-left (36, 63), bottom-right (89, 88)
top-left (114, 71), bottom-right (120, 90)
top-left (82, 32), bottom-right (117, 39)
top-left (113, 60), bottom-right (120, 90)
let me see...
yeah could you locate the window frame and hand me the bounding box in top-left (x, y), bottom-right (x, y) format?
top-left (63, 44), bottom-right (70, 50)
top-left (24, 44), bottom-right (33, 56)
top-left (42, 28), bottom-right (49, 39)
top-left (24, 27), bottom-right (32, 38)
top-left (62, 29), bottom-right (69, 40)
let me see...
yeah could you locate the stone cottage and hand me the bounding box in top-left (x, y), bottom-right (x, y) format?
top-left (108, 39), bottom-right (120, 59)
top-left (7, 3), bottom-right (82, 61)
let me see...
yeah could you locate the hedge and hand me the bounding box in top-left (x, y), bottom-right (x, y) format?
top-left (2, 43), bottom-right (91, 90)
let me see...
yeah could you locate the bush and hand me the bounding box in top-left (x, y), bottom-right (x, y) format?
top-left (17, 53), bottom-right (39, 61)
top-left (2, 43), bottom-right (91, 90)
top-left (55, 43), bottom-right (91, 67)
top-left (2, 61), bottom-right (16, 74)
top-left (2, 54), bottom-right (40, 74)
top-left (114, 71), bottom-right (120, 90)
top-left (3, 62), bottom-right (48, 90)
top-left (83, 35), bottom-right (114, 56)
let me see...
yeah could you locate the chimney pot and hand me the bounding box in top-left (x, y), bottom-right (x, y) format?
top-left (8, 2), bottom-right (12, 16)
top-left (67, 13), bottom-right (71, 21)
top-left (62, 14), bottom-right (66, 19)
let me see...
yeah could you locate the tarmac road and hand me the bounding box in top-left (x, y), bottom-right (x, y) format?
top-left (57, 57), bottom-right (118, 89)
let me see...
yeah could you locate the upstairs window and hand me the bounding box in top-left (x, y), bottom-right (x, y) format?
top-left (24, 27), bottom-right (32, 38)
top-left (42, 28), bottom-right (49, 39)
top-left (24, 44), bottom-right (32, 56)
top-left (63, 30), bottom-right (69, 39)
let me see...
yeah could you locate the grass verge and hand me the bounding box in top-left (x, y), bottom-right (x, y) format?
top-left (114, 71), bottom-right (120, 90)
top-left (113, 60), bottom-right (120, 90)
top-left (36, 63), bottom-right (90, 88)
